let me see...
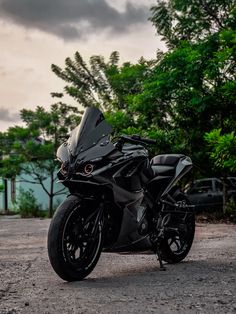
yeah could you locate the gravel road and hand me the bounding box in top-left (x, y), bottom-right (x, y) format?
top-left (0, 218), bottom-right (235, 314)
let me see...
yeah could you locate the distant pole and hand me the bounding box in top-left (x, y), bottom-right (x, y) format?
top-left (4, 178), bottom-right (8, 214)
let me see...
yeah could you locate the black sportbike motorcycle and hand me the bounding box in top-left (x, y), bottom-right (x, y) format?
top-left (48, 107), bottom-right (195, 281)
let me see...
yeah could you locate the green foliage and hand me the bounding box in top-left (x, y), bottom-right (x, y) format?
top-left (105, 110), bottom-right (133, 136)
top-left (197, 205), bottom-right (236, 223)
top-left (0, 103), bottom-right (81, 179)
top-left (15, 188), bottom-right (42, 218)
top-left (129, 1), bottom-right (236, 173)
top-left (150, 0), bottom-right (235, 48)
top-left (225, 201), bottom-right (236, 222)
top-left (0, 184), bottom-right (4, 193)
top-left (0, 102), bottom-right (81, 217)
top-left (205, 129), bottom-right (236, 172)
top-left (51, 4), bottom-right (236, 173)
top-left (20, 102), bottom-right (82, 147)
top-left (204, 128), bottom-right (236, 213)
top-left (52, 51), bottom-right (156, 117)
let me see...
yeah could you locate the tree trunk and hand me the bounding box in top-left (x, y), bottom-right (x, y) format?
top-left (222, 175), bottom-right (228, 214)
top-left (3, 178), bottom-right (9, 215)
top-left (49, 195), bottom-right (53, 218)
top-left (48, 172), bottom-right (54, 218)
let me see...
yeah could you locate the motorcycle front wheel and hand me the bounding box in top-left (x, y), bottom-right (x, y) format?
top-left (47, 195), bottom-right (103, 282)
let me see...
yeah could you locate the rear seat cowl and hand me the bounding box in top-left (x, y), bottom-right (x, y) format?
top-left (151, 154), bottom-right (185, 166)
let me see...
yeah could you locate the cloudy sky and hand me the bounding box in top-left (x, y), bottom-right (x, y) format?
top-left (0, 0), bottom-right (163, 131)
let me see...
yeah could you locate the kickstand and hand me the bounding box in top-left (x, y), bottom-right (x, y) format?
top-left (156, 243), bottom-right (166, 271)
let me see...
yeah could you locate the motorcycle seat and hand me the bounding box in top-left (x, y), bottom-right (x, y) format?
top-left (151, 154), bottom-right (185, 166)
top-left (151, 165), bottom-right (175, 176)
top-left (150, 154), bottom-right (185, 177)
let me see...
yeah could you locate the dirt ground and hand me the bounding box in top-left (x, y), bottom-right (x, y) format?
top-left (0, 217), bottom-right (235, 314)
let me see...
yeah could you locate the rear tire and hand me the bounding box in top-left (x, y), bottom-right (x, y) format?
top-left (160, 193), bottom-right (195, 263)
top-left (47, 195), bottom-right (103, 281)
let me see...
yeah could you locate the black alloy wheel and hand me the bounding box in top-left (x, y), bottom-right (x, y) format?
top-left (48, 195), bottom-right (103, 281)
top-left (160, 195), bottom-right (195, 263)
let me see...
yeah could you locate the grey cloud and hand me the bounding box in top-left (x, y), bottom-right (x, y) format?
top-left (0, 108), bottom-right (20, 122)
top-left (0, 0), bottom-right (150, 40)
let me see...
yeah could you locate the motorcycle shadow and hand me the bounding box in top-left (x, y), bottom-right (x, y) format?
top-left (64, 257), bottom-right (235, 288)
top-left (63, 254), bottom-right (190, 287)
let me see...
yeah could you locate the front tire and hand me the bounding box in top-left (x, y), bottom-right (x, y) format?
top-left (47, 195), bottom-right (103, 281)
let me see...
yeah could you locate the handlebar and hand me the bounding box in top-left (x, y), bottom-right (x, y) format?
top-left (130, 134), bottom-right (157, 145)
top-left (116, 134), bottom-right (157, 148)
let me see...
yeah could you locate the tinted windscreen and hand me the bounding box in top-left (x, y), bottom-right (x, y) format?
top-left (67, 107), bottom-right (113, 156)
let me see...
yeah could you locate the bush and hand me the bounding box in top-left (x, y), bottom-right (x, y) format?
top-left (15, 188), bottom-right (42, 218)
top-left (225, 201), bottom-right (236, 223)
top-left (0, 184), bottom-right (4, 193)
top-left (196, 202), bottom-right (236, 223)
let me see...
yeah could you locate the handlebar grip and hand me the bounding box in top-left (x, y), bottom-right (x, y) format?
top-left (142, 138), bottom-right (157, 144)
top-left (131, 135), bottom-right (157, 145)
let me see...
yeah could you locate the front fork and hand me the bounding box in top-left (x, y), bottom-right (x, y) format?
top-left (83, 205), bottom-right (104, 243)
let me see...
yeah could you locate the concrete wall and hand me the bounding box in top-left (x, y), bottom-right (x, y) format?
top-left (0, 174), bottom-right (68, 212)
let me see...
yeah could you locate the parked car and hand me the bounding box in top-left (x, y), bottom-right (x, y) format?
top-left (184, 177), bottom-right (236, 212)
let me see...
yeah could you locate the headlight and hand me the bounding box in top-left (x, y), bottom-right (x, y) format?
top-left (84, 164), bottom-right (94, 175)
top-left (75, 163), bottom-right (94, 176)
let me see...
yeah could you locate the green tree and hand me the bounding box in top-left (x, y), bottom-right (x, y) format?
top-left (15, 188), bottom-right (42, 218)
top-left (51, 51), bottom-right (157, 135)
top-left (205, 129), bottom-right (236, 211)
top-left (205, 129), bottom-right (236, 173)
top-left (0, 103), bottom-right (81, 217)
top-left (50, 1), bottom-right (236, 174)
top-left (133, 32), bottom-right (235, 166)
top-left (150, 0), bottom-right (235, 48)
top-left (129, 0), bottom-right (236, 171)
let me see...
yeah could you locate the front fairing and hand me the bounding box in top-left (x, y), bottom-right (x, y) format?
top-left (67, 107), bottom-right (113, 157)
top-left (56, 107), bottom-right (115, 177)
top-left (57, 143), bottom-right (70, 163)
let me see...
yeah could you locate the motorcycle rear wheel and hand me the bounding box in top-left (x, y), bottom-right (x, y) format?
top-left (160, 193), bottom-right (195, 264)
top-left (47, 195), bottom-right (103, 281)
